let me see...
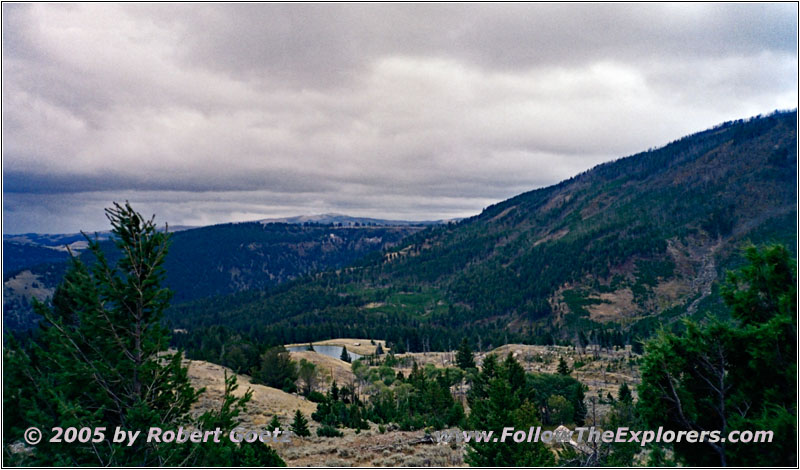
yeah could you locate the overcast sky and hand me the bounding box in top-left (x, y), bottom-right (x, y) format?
top-left (3, 3), bottom-right (797, 234)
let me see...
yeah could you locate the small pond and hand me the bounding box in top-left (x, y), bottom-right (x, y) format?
top-left (287, 344), bottom-right (363, 361)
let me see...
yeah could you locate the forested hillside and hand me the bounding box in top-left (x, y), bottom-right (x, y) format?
top-left (169, 111), bottom-right (797, 361)
top-left (161, 222), bottom-right (423, 303)
top-left (2, 242), bottom-right (70, 276)
top-left (4, 222), bottom-right (423, 330)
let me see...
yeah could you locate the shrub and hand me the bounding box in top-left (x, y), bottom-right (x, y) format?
top-left (317, 425), bottom-right (344, 438)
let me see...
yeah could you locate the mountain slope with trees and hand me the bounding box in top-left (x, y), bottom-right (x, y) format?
top-left (169, 111), bottom-right (796, 355)
top-left (4, 222), bottom-right (424, 330)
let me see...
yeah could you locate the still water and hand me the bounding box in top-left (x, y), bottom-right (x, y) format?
top-left (287, 344), bottom-right (363, 361)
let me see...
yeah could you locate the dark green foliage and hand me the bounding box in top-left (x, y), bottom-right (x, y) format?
top-left (721, 244), bottom-right (796, 327)
top-left (546, 395), bottom-right (573, 424)
top-left (2, 241), bottom-right (70, 277)
top-left (7, 223), bottom-right (421, 331)
top-left (349, 361), bottom-right (466, 431)
top-left (557, 356), bottom-right (570, 375)
top-left (526, 372), bottom-right (587, 426)
top-left (340, 346), bottom-right (351, 363)
top-left (2, 203), bottom-right (284, 466)
top-left (618, 382), bottom-right (632, 403)
top-left (253, 346), bottom-right (298, 392)
top-left (290, 410), bottom-right (310, 437)
top-left (465, 354), bottom-right (554, 466)
top-left (562, 289), bottom-right (606, 317)
top-left (316, 425), bottom-right (343, 438)
top-left (456, 337), bottom-right (475, 370)
top-left (311, 387), bottom-right (369, 430)
top-left (3, 203), bottom-right (195, 465)
top-left (268, 415), bottom-right (282, 432)
top-left (598, 381), bottom-right (641, 467)
top-left (638, 244), bottom-right (797, 466)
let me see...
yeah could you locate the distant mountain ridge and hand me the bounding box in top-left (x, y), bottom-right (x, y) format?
top-left (255, 213), bottom-right (454, 226)
top-left (3, 218), bottom-right (427, 331)
top-left (3, 214), bottom-right (442, 274)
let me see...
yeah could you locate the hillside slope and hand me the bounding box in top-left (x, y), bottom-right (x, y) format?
top-left (170, 111), bottom-right (796, 351)
top-left (4, 222), bottom-right (423, 330)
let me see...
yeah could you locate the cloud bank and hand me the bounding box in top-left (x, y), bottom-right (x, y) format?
top-left (2, 3), bottom-right (797, 233)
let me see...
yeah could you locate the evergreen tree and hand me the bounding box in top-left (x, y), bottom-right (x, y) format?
top-left (2, 203), bottom-right (284, 466)
top-left (546, 395), bottom-right (573, 424)
top-left (456, 337), bottom-right (476, 370)
top-left (340, 346), bottom-right (351, 363)
top-left (290, 410), bottom-right (311, 437)
top-left (330, 380), bottom-right (340, 401)
top-left (268, 415), bottom-right (282, 432)
top-left (255, 346), bottom-right (298, 392)
top-left (466, 354), bottom-right (554, 466)
top-left (601, 381), bottom-right (640, 467)
top-left (557, 356), bottom-right (570, 375)
top-left (618, 382), bottom-right (632, 403)
top-left (638, 245), bottom-right (796, 466)
top-left (188, 372), bottom-right (285, 466)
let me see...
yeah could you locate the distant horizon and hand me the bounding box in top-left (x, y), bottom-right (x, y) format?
top-left (2, 212), bottom-right (461, 236)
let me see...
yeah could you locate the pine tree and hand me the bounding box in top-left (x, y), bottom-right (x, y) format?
top-left (456, 337), bottom-right (476, 370)
top-left (340, 346), bottom-right (351, 363)
top-left (638, 245), bottom-right (797, 466)
top-left (2, 203), bottom-right (285, 466)
top-left (189, 372), bottom-right (285, 466)
top-left (557, 356), bottom-right (570, 375)
top-left (618, 382), bottom-right (632, 403)
top-left (255, 345), bottom-right (297, 390)
top-left (465, 355), bottom-right (554, 466)
top-left (602, 380), bottom-right (640, 466)
top-left (268, 415), bottom-right (282, 432)
top-left (291, 409), bottom-right (311, 437)
top-left (330, 380), bottom-right (340, 401)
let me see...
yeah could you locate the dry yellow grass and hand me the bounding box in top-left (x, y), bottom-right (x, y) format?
top-left (4, 270), bottom-right (54, 302)
top-left (586, 288), bottom-right (636, 322)
top-left (274, 425), bottom-right (465, 467)
top-left (186, 359), bottom-right (316, 427)
top-left (288, 350), bottom-right (356, 387)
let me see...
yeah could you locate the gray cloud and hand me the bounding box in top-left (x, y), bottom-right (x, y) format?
top-left (2, 3), bottom-right (797, 233)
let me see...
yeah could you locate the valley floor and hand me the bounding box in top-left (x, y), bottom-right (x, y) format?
top-left (186, 339), bottom-right (641, 466)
